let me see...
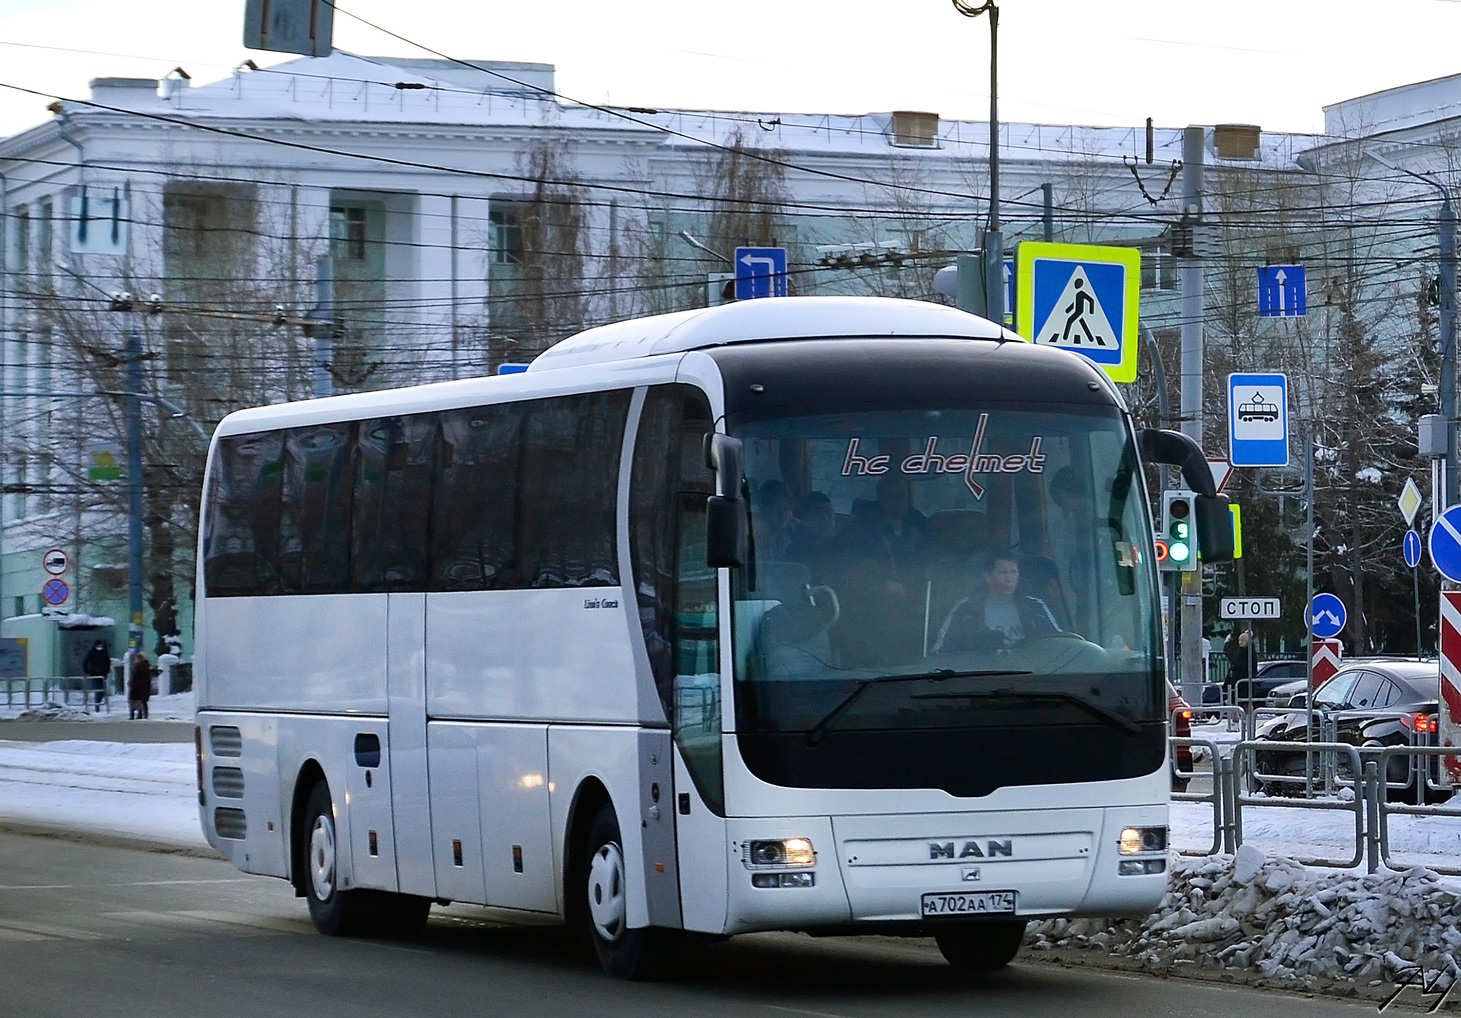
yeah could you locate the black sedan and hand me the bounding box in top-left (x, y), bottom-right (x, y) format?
top-left (1250, 661), bottom-right (1444, 802)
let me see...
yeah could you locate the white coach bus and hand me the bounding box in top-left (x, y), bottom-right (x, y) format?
top-left (194, 296), bottom-right (1232, 977)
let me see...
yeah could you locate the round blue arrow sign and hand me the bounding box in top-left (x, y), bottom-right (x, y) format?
top-left (1429, 505), bottom-right (1461, 583)
top-left (1404, 528), bottom-right (1424, 569)
top-left (1309, 592), bottom-right (1346, 639)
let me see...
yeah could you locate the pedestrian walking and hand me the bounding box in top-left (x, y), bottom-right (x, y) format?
top-left (128, 650), bottom-right (153, 720)
top-left (82, 640), bottom-right (111, 709)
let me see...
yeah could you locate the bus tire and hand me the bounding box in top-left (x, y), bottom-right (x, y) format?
top-left (302, 779), bottom-right (374, 936)
top-left (933, 920), bottom-right (1026, 969)
top-left (583, 803), bottom-right (655, 979)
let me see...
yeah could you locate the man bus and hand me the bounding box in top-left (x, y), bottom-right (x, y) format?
top-left (194, 296), bottom-right (1231, 978)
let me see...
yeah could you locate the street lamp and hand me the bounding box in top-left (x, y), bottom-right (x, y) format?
top-left (951, 0), bottom-right (1002, 321)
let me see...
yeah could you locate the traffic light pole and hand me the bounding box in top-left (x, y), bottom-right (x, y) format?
top-left (1177, 126), bottom-right (1206, 706)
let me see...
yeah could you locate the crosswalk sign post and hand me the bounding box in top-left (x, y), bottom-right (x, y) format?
top-left (1014, 242), bottom-right (1140, 383)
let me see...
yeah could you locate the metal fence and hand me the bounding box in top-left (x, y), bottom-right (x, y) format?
top-left (1171, 710), bottom-right (1461, 875)
top-left (2, 675), bottom-right (114, 713)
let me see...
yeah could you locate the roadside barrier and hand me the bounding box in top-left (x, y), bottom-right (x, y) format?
top-left (1, 675), bottom-right (111, 713)
top-left (1174, 729), bottom-right (1461, 875)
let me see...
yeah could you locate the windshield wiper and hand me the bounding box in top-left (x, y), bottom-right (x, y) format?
top-left (802, 669), bottom-right (1032, 747)
top-left (909, 687), bottom-right (1142, 735)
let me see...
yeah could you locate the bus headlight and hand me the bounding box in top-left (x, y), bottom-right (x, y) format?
top-left (745, 838), bottom-right (816, 868)
top-left (1118, 826), bottom-right (1167, 855)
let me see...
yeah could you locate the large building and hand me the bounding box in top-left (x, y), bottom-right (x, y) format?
top-left (0, 50), bottom-right (1453, 670)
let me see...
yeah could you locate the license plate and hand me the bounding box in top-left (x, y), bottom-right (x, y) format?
top-left (920, 890), bottom-right (1017, 917)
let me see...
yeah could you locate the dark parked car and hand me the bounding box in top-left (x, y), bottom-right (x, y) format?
top-left (1198, 658), bottom-right (1306, 716)
top-left (1251, 661), bottom-right (1444, 802)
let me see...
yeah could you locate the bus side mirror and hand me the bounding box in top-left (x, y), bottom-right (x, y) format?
top-left (1195, 493), bottom-right (1235, 563)
top-left (706, 495), bottom-right (747, 568)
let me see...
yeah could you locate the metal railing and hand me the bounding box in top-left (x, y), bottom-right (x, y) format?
top-left (1173, 729), bottom-right (1461, 875)
top-left (1, 675), bottom-right (111, 713)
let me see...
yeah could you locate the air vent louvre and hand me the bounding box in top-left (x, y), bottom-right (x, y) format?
top-left (210, 726), bottom-right (243, 757)
top-left (212, 766), bottom-right (245, 799)
top-left (214, 807), bottom-right (247, 840)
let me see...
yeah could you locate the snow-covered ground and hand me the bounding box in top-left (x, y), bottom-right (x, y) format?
top-left (2, 702), bottom-right (1460, 1000)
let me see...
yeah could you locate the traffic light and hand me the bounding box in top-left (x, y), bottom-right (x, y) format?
top-left (1160, 489), bottom-right (1197, 571)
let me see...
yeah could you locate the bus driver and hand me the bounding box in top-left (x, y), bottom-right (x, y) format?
top-left (933, 550), bottom-right (1063, 654)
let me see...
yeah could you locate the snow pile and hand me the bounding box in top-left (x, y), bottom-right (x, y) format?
top-left (0, 690), bottom-right (195, 722)
top-left (1028, 845), bottom-right (1461, 994)
top-left (13, 702), bottom-right (94, 721)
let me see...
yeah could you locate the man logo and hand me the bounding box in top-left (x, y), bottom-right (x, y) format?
top-left (961, 868), bottom-right (981, 882)
top-left (928, 840), bottom-right (1014, 860)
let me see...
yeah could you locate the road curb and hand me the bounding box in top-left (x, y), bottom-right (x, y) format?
top-left (0, 819), bottom-right (222, 860)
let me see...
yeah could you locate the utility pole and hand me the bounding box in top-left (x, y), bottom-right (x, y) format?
top-left (1441, 190), bottom-right (1457, 508)
top-left (952, 0), bottom-right (1002, 322)
top-left (108, 291), bottom-right (147, 658)
top-left (1178, 126), bottom-right (1206, 705)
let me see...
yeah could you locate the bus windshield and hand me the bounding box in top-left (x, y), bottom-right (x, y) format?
top-left (729, 404), bottom-right (1164, 795)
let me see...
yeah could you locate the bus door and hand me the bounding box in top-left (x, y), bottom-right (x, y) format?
top-left (668, 496), bottom-right (729, 934)
top-left (628, 384), bottom-right (728, 934)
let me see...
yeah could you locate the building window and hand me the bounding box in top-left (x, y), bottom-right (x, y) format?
top-left (490, 204), bottom-right (523, 265)
top-left (37, 197), bottom-right (52, 280)
top-left (330, 206), bottom-right (368, 261)
top-left (13, 206), bottom-right (28, 283)
top-left (11, 455), bottom-right (26, 521)
top-left (1141, 246), bottom-right (1175, 292)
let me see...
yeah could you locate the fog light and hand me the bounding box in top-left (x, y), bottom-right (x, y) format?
top-left (746, 838), bottom-right (816, 868)
top-left (1119, 826), bottom-right (1167, 855)
top-left (1118, 858), bottom-right (1167, 876)
top-left (751, 871), bottom-right (816, 888)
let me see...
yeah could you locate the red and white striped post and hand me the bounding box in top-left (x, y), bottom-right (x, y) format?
top-left (1437, 591), bottom-right (1461, 786)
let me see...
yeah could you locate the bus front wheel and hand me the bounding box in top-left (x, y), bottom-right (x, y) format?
top-left (303, 779), bottom-right (375, 936)
top-left (933, 920), bottom-right (1027, 969)
top-left (583, 804), bottom-right (656, 979)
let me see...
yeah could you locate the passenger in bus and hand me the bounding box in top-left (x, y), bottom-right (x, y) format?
top-left (786, 490), bottom-right (841, 581)
top-left (836, 475), bottom-right (930, 665)
top-left (933, 550), bottom-right (1063, 654)
top-left (752, 479), bottom-right (797, 561)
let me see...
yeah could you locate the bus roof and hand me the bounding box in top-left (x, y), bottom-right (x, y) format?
top-left (527, 296), bottom-right (1013, 372)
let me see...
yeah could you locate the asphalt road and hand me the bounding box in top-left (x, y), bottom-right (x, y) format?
top-left (0, 832), bottom-right (1388, 1018)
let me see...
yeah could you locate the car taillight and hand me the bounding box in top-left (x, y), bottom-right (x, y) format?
top-left (1177, 708), bottom-right (1193, 723)
top-left (1406, 713), bottom-right (1437, 733)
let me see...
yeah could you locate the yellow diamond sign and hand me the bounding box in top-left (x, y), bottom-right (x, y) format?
top-left (1398, 477), bottom-right (1423, 526)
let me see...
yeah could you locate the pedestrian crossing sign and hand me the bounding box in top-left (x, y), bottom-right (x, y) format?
top-left (1015, 242), bottom-right (1141, 383)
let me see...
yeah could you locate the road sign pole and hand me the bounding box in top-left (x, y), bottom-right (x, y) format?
top-left (1417, 563), bottom-right (1424, 656)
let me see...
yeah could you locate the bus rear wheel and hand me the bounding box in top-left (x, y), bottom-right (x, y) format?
top-left (582, 804), bottom-right (657, 979)
top-left (933, 920), bottom-right (1027, 969)
top-left (303, 779), bottom-right (376, 936)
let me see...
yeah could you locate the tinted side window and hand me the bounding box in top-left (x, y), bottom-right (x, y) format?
top-left (517, 390), bottom-right (631, 588)
top-left (203, 431), bottom-right (284, 596)
top-left (353, 415), bottom-right (436, 591)
top-left (433, 402), bottom-right (524, 590)
top-left (278, 423), bottom-right (355, 594)
top-left (1348, 670), bottom-right (1385, 709)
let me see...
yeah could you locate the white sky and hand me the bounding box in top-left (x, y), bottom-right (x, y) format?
top-left (0, 1), bottom-right (1459, 141)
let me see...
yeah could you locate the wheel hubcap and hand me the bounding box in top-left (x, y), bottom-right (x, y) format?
top-left (309, 812), bottom-right (337, 902)
top-left (587, 841), bottom-right (626, 943)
